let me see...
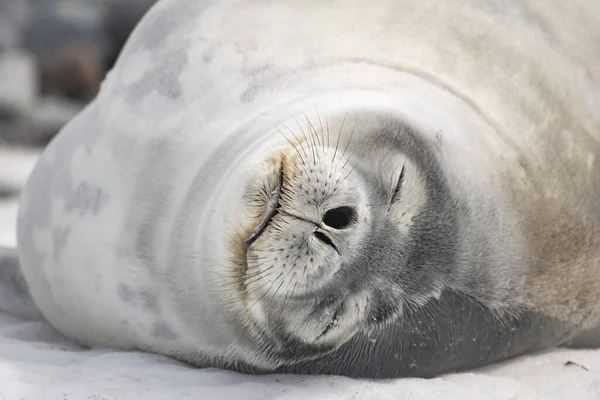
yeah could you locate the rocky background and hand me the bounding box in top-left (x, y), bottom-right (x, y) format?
top-left (0, 0), bottom-right (156, 244)
top-left (0, 0), bottom-right (156, 147)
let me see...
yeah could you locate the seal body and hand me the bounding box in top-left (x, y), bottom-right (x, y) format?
top-left (12, 0), bottom-right (600, 378)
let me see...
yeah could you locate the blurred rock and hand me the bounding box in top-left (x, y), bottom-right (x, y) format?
top-left (23, 7), bottom-right (109, 59)
top-left (22, 8), bottom-right (108, 101)
top-left (0, 0), bottom-right (158, 147)
top-left (0, 50), bottom-right (37, 117)
top-left (103, 0), bottom-right (157, 68)
top-left (40, 42), bottom-right (105, 101)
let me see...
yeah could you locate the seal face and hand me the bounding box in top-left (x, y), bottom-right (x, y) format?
top-left (230, 116), bottom-right (444, 352)
top-left (212, 111), bottom-right (566, 377)
top-left (9, 0), bottom-right (600, 379)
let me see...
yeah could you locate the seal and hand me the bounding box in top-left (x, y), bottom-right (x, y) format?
top-left (1, 0), bottom-right (599, 378)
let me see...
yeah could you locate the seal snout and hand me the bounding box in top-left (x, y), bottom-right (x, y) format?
top-left (235, 139), bottom-right (373, 343)
top-left (313, 206), bottom-right (357, 254)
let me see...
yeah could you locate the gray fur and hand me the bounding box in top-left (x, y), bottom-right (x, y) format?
top-left (125, 47), bottom-right (187, 102)
top-left (273, 291), bottom-right (567, 378)
top-left (65, 182), bottom-right (110, 216)
top-left (152, 323), bottom-right (178, 340)
top-left (117, 284), bottom-right (136, 303)
top-left (219, 115), bottom-right (569, 376)
top-left (3, 0), bottom-right (599, 381)
top-left (0, 247), bottom-right (43, 321)
top-left (117, 284), bottom-right (159, 312)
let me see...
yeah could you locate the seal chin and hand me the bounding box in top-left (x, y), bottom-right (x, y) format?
top-left (247, 287), bottom-right (370, 349)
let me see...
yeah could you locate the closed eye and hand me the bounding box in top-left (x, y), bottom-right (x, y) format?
top-left (389, 165), bottom-right (406, 204)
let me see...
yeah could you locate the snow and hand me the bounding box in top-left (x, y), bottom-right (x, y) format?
top-left (0, 146), bottom-right (598, 399)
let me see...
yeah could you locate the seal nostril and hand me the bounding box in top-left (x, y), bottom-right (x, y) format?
top-left (323, 206), bottom-right (355, 230)
top-left (314, 231), bottom-right (333, 246)
top-left (314, 231), bottom-right (339, 254)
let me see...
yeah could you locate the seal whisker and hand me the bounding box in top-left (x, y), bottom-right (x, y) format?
top-left (298, 113), bottom-right (318, 153)
top-left (339, 115), bottom-right (359, 170)
top-left (304, 114), bottom-right (322, 151)
top-left (312, 105), bottom-right (326, 154)
top-left (332, 106), bottom-right (351, 163)
top-left (302, 265), bottom-right (310, 292)
top-left (243, 265), bottom-right (277, 285)
top-left (282, 122), bottom-right (310, 163)
top-left (245, 280), bottom-right (274, 305)
top-left (219, 278), bottom-right (247, 289)
top-left (292, 277), bottom-right (300, 299)
top-left (325, 110), bottom-right (331, 150)
top-left (245, 271), bottom-right (276, 291)
top-left (243, 274), bottom-right (271, 288)
top-left (292, 115), bottom-right (316, 165)
top-left (246, 275), bottom-right (276, 311)
top-left (243, 268), bottom-right (274, 284)
top-left (277, 126), bottom-right (307, 166)
top-left (341, 162), bottom-right (358, 182)
top-left (267, 271), bottom-right (287, 305)
top-left (284, 279), bottom-right (299, 313)
top-left (247, 254), bottom-right (269, 262)
top-left (279, 270), bottom-right (297, 312)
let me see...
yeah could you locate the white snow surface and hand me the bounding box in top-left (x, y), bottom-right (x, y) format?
top-left (0, 147), bottom-right (599, 400)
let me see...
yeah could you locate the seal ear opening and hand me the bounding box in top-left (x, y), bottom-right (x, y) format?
top-left (0, 246), bottom-right (44, 321)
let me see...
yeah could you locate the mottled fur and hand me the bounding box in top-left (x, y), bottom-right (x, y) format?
top-left (0, 0), bottom-right (598, 379)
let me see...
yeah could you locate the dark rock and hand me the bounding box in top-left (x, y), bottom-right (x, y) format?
top-left (22, 4), bottom-right (109, 58)
top-left (39, 42), bottom-right (105, 101)
top-left (0, 0), bottom-right (160, 146)
top-left (102, 0), bottom-right (158, 68)
top-left (22, 8), bottom-right (109, 101)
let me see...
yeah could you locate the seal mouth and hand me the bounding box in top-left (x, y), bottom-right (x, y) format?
top-left (244, 163), bottom-right (284, 248)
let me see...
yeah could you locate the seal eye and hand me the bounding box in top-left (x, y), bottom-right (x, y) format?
top-left (390, 165), bottom-right (406, 204)
top-left (323, 206), bottom-right (356, 230)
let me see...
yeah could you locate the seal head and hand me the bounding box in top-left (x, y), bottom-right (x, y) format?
top-left (238, 131), bottom-right (440, 345)
top-left (211, 108), bottom-right (559, 377)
